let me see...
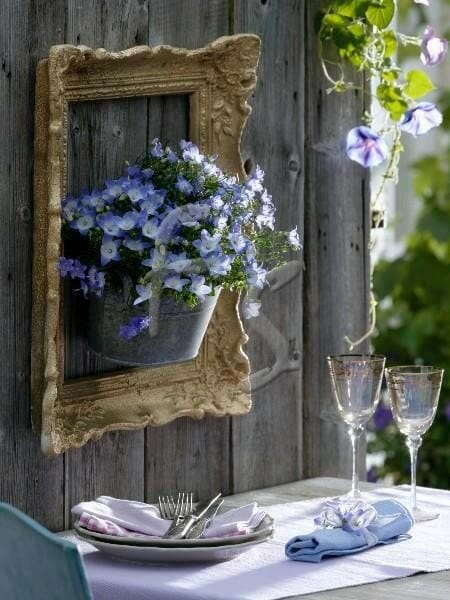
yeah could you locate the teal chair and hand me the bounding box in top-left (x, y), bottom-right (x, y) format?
top-left (0, 503), bottom-right (92, 600)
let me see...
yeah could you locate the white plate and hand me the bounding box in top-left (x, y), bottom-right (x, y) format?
top-left (80, 531), bottom-right (272, 563)
top-left (74, 515), bottom-right (273, 548)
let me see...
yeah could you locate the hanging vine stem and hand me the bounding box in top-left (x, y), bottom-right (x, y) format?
top-left (317, 1), bottom-right (446, 351)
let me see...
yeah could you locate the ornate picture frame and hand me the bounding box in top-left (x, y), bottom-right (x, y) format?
top-left (31, 35), bottom-right (260, 455)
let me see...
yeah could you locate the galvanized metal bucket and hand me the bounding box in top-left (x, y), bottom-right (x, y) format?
top-left (88, 288), bottom-right (219, 367)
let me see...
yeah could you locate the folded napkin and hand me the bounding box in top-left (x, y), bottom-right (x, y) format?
top-left (285, 499), bottom-right (413, 563)
top-left (72, 496), bottom-right (266, 539)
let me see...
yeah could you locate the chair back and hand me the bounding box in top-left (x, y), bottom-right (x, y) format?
top-left (0, 503), bottom-right (92, 600)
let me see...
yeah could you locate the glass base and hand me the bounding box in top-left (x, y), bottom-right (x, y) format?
top-left (412, 506), bottom-right (439, 522)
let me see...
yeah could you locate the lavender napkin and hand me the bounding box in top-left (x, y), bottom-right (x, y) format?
top-left (72, 496), bottom-right (266, 539)
top-left (285, 499), bottom-right (413, 563)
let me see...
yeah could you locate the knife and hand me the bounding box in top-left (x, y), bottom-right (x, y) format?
top-left (163, 493), bottom-right (222, 539)
top-left (185, 498), bottom-right (224, 539)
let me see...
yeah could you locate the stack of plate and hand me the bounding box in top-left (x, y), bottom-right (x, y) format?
top-left (74, 515), bottom-right (274, 563)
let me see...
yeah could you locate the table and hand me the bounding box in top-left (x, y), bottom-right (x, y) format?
top-left (64, 477), bottom-right (450, 599)
top-left (228, 477), bottom-right (450, 600)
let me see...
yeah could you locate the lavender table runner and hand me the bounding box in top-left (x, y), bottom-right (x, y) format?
top-left (64, 486), bottom-right (450, 600)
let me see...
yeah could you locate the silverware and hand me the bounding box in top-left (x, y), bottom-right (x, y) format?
top-left (159, 492), bottom-right (193, 538)
top-left (164, 492), bottom-right (222, 539)
top-left (185, 498), bottom-right (224, 539)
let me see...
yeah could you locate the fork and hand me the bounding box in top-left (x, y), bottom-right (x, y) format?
top-left (159, 492), bottom-right (193, 538)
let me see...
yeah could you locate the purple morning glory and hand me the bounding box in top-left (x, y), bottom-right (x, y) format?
top-left (400, 102), bottom-right (443, 136)
top-left (100, 236), bottom-right (121, 266)
top-left (346, 126), bottom-right (388, 168)
top-left (421, 26), bottom-right (448, 66)
top-left (119, 315), bottom-right (151, 340)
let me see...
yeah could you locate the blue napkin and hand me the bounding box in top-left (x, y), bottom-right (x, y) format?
top-left (285, 499), bottom-right (413, 563)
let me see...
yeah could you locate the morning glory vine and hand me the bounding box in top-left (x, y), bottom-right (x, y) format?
top-left (318, 0), bottom-right (448, 348)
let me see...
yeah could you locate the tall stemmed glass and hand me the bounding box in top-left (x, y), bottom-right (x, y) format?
top-left (386, 366), bottom-right (444, 522)
top-left (328, 354), bottom-right (386, 499)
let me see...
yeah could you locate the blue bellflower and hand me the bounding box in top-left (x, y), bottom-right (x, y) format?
top-left (100, 236), bottom-right (121, 266)
top-left (189, 275), bottom-right (212, 301)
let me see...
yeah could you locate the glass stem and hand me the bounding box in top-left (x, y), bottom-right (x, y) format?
top-left (406, 436), bottom-right (422, 512)
top-left (348, 425), bottom-right (363, 498)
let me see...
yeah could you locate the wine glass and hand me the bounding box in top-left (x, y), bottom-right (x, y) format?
top-left (328, 354), bottom-right (386, 499)
top-left (385, 365), bottom-right (444, 522)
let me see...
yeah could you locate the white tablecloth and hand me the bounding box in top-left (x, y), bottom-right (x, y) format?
top-left (67, 486), bottom-right (450, 600)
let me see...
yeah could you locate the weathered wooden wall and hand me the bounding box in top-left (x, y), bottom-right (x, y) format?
top-left (0, 0), bottom-right (369, 529)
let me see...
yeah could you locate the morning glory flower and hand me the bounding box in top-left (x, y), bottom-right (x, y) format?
top-left (175, 175), bottom-right (194, 196)
top-left (122, 236), bottom-right (150, 252)
top-left (189, 275), bottom-right (212, 301)
top-left (150, 139), bottom-right (164, 158)
top-left (205, 252), bottom-right (232, 276)
top-left (119, 211), bottom-right (141, 231)
top-left (133, 283), bottom-right (152, 305)
top-left (346, 126), bottom-right (388, 168)
top-left (58, 257), bottom-right (74, 277)
top-left (119, 315), bottom-right (151, 340)
top-left (421, 26), bottom-right (448, 66)
top-left (288, 227), bottom-right (302, 250)
top-left (163, 274), bottom-right (190, 291)
top-left (142, 218), bottom-right (160, 239)
top-left (100, 236), bottom-right (121, 266)
top-left (69, 213), bottom-right (95, 235)
top-left (242, 298), bottom-right (261, 319)
top-left (228, 232), bottom-right (248, 253)
top-left (97, 212), bottom-right (123, 237)
top-left (193, 229), bottom-right (222, 257)
top-left (245, 261), bottom-right (267, 288)
top-left (400, 102), bottom-right (443, 136)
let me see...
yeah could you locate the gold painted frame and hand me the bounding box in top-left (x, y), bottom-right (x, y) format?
top-left (32, 35), bottom-right (260, 455)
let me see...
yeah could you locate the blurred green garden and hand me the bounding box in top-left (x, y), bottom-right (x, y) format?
top-left (368, 0), bottom-right (450, 490)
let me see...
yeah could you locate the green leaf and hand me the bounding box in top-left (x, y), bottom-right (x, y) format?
top-left (376, 83), bottom-right (408, 120)
top-left (382, 30), bottom-right (397, 57)
top-left (404, 70), bottom-right (435, 100)
top-left (365, 0), bottom-right (395, 29)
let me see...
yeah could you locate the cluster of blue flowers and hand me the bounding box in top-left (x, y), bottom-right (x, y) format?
top-left (60, 139), bottom-right (301, 339)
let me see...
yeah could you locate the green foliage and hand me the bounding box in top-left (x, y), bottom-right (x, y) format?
top-left (370, 89), bottom-right (450, 489)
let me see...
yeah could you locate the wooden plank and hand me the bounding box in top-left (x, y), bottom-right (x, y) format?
top-left (144, 0), bottom-right (232, 502)
top-left (302, 1), bottom-right (370, 479)
top-left (231, 0), bottom-right (304, 491)
top-left (64, 0), bottom-right (150, 526)
top-left (0, 0), bottom-right (66, 530)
